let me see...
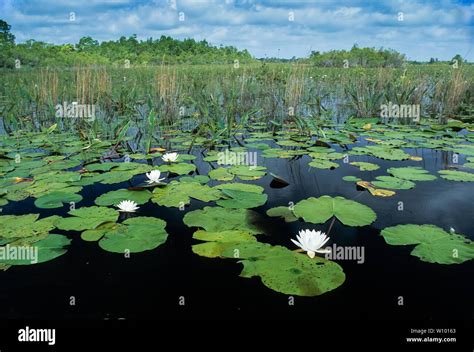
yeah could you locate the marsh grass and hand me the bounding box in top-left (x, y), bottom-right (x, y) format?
top-left (0, 63), bottom-right (472, 136)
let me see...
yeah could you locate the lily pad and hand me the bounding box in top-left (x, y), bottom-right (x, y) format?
top-left (365, 145), bottom-right (411, 161)
top-left (308, 159), bottom-right (339, 169)
top-left (293, 196), bottom-right (376, 226)
top-left (371, 176), bottom-right (415, 190)
top-left (193, 230), bottom-right (256, 243)
top-left (0, 234), bottom-right (71, 265)
top-left (228, 165), bottom-right (266, 180)
top-left (216, 189), bottom-right (267, 209)
top-left (175, 182), bottom-right (222, 202)
top-left (350, 161), bottom-right (380, 171)
top-left (388, 167), bottom-right (437, 181)
top-left (34, 192), bottom-right (83, 209)
top-left (159, 162), bottom-right (196, 175)
top-left (380, 224), bottom-right (474, 264)
top-left (98, 217), bottom-right (168, 253)
top-left (151, 184), bottom-right (190, 208)
top-left (221, 242), bottom-right (346, 297)
top-left (214, 183), bottom-right (264, 194)
top-left (183, 206), bottom-right (263, 234)
top-left (438, 170), bottom-right (474, 182)
top-left (342, 176), bottom-right (362, 182)
top-left (266, 206), bottom-right (298, 222)
top-left (56, 206), bottom-right (119, 231)
top-left (180, 175), bottom-right (210, 184)
top-left (209, 168), bottom-right (234, 181)
top-left (0, 214), bottom-right (59, 239)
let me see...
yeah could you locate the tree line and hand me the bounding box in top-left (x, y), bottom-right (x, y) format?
top-left (0, 20), bottom-right (467, 68)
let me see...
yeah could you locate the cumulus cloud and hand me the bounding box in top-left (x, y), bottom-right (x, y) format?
top-left (1, 0), bottom-right (472, 60)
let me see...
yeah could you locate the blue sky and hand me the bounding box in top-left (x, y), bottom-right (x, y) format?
top-left (1, 0), bottom-right (472, 61)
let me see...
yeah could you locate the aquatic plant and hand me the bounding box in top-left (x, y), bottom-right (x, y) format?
top-left (291, 229), bottom-right (331, 258)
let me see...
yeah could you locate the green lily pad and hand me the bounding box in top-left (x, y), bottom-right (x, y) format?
top-left (98, 217), bottom-right (168, 253)
top-left (152, 184), bottom-right (190, 208)
top-left (380, 224), bottom-right (474, 264)
top-left (193, 230), bottom-right (256, 243)
top-left (84, 162), bottom-right (121, 172)
top-left (365, 145), bottom-right (411, 160)
top-left (266, 206), bottom-right (298, 222)
top-left (0, 234), bottom-right (71, 265)
top-left (221, 242), bottom-right (346, 297)
top-left (293, 196), bottom-right (376, 226)
top-left (80, 222), bottom-right (117, 242)
top-left (244, 142), bottom-right (270, 150)
top-left (342, 176), bottom-right (362, 182)
top-left (94, 163), bottom-right (155, 184)
top-left (209, 168), bottom-right (234, 181)
top-left (351, 146), bottom-right (410, 161)
top-left (371, 176), bottom-right (416, 190)
top-left (308, 159), bottom-right (339, 169)
top-left (192, 241), bottom-right (238, 258)
top-left (350, 161), bottom-right (380, 171)
top-left (180, 175), bottom-right (210, 184)
top-left (183, 206), bottom-right (263, 234)
top-left (34, 192), bottom-right (83, 209)
top-left (388, 167), bottom-right (437, 181)
top-left (216, 189), bottom-right (267, 209)
top-left (176, 154), bottom-right (196, 162)
top-left (56, 206), bottom-right (119, 231)
top-left (228, 165), bottom-right (266, 180)
top-left (438, 170), bottom-right (474, 182)
top-left (203, 154), bottom-right (219, 162)
top-left (0, 214), bottom-right (59, 239)
top-left (277, 139), bottom-right (307, 147)
top-left (159, 162), bottom-right (196, 175)
top-left (238, 251), bottom-right (345, 296)
top-left (94, 189), bottom-right (152, 206)
top-left (4, 188), bottom-right (30, 201)
top-left (307, 146), bottom-right (335, 153)
top-left (214, 183), bottom-right (264, 194)
top-left (151, 181), bottom-right (221, 207)
top-left (175, 182), bottom-right (222, 202)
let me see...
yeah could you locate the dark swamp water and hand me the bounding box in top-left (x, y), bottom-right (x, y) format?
top-left (0, 137), bottom-right (473, 321)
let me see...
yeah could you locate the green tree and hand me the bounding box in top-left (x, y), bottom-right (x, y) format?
top-left (451, 54), bottom-right (464, 65)
top-left (76, 37), bottom-right (99, 52)
top-left (0, 19), bottom-right (15, 46)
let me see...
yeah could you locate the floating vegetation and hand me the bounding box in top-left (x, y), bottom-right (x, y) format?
top-left (370, 176), bottom-right (416, 190)
top-left (266, 206), bottom-right (298, 223)
top-left (438, 170), bottom-right (474, 182)
top-left (1, 99), bottom-right (473, 300)
top-left (387, 167), bottom-right (438, 181)
top-left (349, 161), bottom-right (380, 171)
top-left (293, 196), bottom-right (377, 226)
top-left (98, 217), bottom-right (168, 253)
top-left (356, 181), bottom-right (397, 197)
top-left (380, 225), bottom-right (474, 264)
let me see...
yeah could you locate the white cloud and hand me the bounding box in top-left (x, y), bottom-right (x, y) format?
top-left (1, 0), bottom-right (472, 61)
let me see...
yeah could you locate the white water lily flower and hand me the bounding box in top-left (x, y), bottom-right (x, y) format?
top-left (291, 229), bottom-right (331, 258)
top-left (116, 200), bottom-right (139, 213)
top-left (450, 227), bottom-right (455, 234)
top-left (146, 170), bottom-right (165, 184)
top-left (162, 152), bottom-right (179, 162)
